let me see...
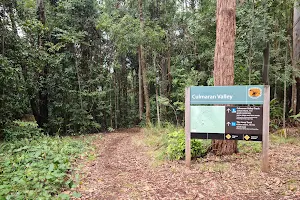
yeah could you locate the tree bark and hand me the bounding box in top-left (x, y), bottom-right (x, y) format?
top-left (154, 52), bottom-right (160, 126)
top-left (167, 48), bottom-right (172, 95)
top-left (160, 48), bottom-right (172, 121)
top-left (34, 0), bottom-right (48, 129)
top-left (138, 47), bottom-right (144, 121)
top-left (110, 75), bottom-right (113, 128)
top-left (262, 42), bottom-right (270, 85)
top-left (155, 85), bottom-right (160, 126)
top-left (114, 73), bottom-right (118, 129)
top-left (212, 0), bottom-right (237, 155)
top-left (292, 1), bottom-right (300, 115)
top-left (138, 0), bottom-right (151, 125)
top-left (121, 56), bottom-right (128, 125)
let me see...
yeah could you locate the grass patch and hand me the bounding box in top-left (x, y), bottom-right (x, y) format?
top-left (270, 134), bottom-right (300, 146)
top-left (144, 124), bottom-right (211, 161)
top-left (238, 141), bottom-right (262, 154)
top-left (143, 125), bottom-right (170, 161)
top-left (0, 135), bottom-right (92, 200)
top-left (144, 124), bottom-right (284, 165)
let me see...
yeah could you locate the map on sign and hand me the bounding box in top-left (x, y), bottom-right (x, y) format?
top-left (190, 106), bottom-right (225, 133)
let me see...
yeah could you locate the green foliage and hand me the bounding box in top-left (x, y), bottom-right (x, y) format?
top-left (0, 135), bottom-right (89, 199)
top-left (234, 66), bottom-right (261, 85)
top-left (3, 121), bottom-right (43, 142)
top-left (290, 113), bottom-right (300, 122)
top-left (169, 66), bottom-right (205, 124)
top-left (271, 133), bottom-right (300, 146)
top-left (270, 98), bottom-right (283, 129)
top-left (107, 127), bottom-right (115, 132)
top-left (166, 130), bottom-right (186, 160)
top-left (0, 0), bottom-right (298, 135)
top-left (166, 129), bottom-right (209, 160)
top-left (0, 56), bottom-right (28, 128)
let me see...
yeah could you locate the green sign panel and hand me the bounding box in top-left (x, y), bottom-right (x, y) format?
top-left (190, 85), bottom-right (264, 105)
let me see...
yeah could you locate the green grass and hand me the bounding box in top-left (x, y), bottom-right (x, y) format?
top-left (238, 141), bottom-right (262, 153)
top-left (144, 125), bottom-right (267, 162)
top-left (144, 125), bottom-right (211, 161)
top-left (0, 135), bottom-right (92, 200)
top-left (143, 126), bottom-right (170, 161)
top-left (144, 125), bottom-right (300, 167)
top-left (270, 134), bottom-right (300, 146)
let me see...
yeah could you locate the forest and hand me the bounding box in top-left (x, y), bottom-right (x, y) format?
top-left (1, 0), bottom-right (300, 199)
top-left (2, 0), bottom-right (299, 135)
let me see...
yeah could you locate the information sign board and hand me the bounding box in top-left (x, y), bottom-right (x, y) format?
top-left (185, 85), bottom-right (270, 172)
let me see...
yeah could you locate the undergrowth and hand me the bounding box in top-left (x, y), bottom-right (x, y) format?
top-left (145, 123), bottom-right (267, 161)
top-left (144, 123), bottom-right (211, 160)
top-left (0, 121), bottom-right (92, 200)
top-left (271, 134), bottom-right (300, 146)
top-left (237, 141), bottom-right (262, 153)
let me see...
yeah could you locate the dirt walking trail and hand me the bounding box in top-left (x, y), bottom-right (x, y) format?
top-left (71, 128), bottom-right (300, 200)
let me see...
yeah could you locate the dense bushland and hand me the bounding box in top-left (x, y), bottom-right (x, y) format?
top-left (0, 122), bottom-right (90, 199)
top-left (0, 0), bottom-right (298, 137)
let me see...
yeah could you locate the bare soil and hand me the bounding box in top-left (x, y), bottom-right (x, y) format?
top-left (69, 128), bottom-right (300, 200)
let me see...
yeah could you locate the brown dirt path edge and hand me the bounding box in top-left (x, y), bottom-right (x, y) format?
top-left (70, 128), bottom-right (300, 200)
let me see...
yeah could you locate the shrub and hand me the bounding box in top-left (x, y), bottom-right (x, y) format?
top-left (3, 121), bottom-right (43, 141)
top-left (0, 135), bottom-right (89, 199)
top-left (166, 129), bottom-right (209, 160)
top-left (270, 98), bottom-right (283, 129)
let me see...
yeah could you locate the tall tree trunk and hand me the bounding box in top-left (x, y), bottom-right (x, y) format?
top-left (283, 43), bottom-right (288, 137)
top-left (138, 47), bottom-right (144, 121)
top-left (292, 1), bottom-right (300, 115)
top-left (160, 48), bottom-right (172, 121)
top-left (121, 56), bottom-right (128, 125)
top-left (155, 85), bottom-right (160, 126)
top-left (114, 73), bottom-right (118, 129)
top-left (212, 0), bottom-right (237, 155)
top-left (138, 0), bottom-right (151, 125)
top-left (154, 52), bottom-right (160, 126)
top-left (248, 0), bottom-right (254, 85)
top-left (110, 75), bottom-right (113, 128)
top-left (262, 42), bottom-right (270, 85)
top-left (167, 48), bottom-right (172, 95)
top-left (35, 0), bottom-right (48, 129)
top-left (2, 30), bottom-right (4, 55)
top-left (160, 55), bottom-right (167, 120)
top-left (75, 46), bottom-right (83, 110)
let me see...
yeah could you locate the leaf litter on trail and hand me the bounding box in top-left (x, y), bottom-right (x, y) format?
top-left (67, 128), bottom-right (300, 200)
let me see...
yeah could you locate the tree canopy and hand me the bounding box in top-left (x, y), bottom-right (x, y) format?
top-left (0, 0), bottom-right (298, 137)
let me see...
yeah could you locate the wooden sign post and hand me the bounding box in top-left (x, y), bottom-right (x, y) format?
top-left (262, 85), bottom-right (270, 172)
top-left (185, 85), bottom-right (270, 172)
top-left (185, 87), bottom-right (191, 168)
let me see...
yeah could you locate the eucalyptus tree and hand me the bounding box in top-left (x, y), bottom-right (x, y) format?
top-left (212, 0), bottom-right (237, 155)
